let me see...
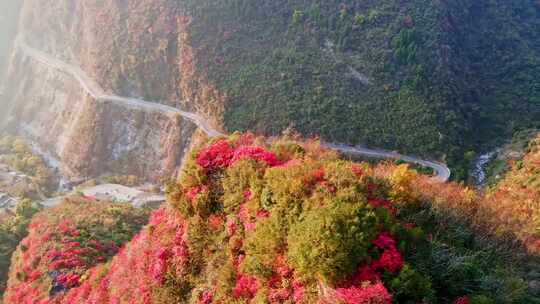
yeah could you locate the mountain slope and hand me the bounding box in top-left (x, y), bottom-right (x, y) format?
top-left (5, 134), bottom-right (539, 303)
top-left (179, 0), bottom-right (540, 163)
top-left (2, 0), bottom-right (539, 182)
top-left (480, 135), bottom-right (540, 253)
top-left (4, 198), bottom-right (148, 303)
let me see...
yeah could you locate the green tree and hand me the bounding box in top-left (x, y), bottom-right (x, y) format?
top-left (287, 201), bottom-right (379, 284)
top-left (0, 199), bottom-right (41, 293)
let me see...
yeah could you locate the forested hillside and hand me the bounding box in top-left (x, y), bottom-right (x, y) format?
top-left (481, 135), bottom-right (540, 252)
top-left (177, 0), bottom-right (540, 179)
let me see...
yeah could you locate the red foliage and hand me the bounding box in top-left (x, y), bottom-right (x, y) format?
top-left (237, 203), bottom-right (253, 231)
top-left (148, 208), bottom-right (167, 227)
top-left (341, 265), bottom-right (381, 287)
top-left (152, 248), bottom-right (172, 283)
top-left (368, 198), bottom-right (396, 216)
top-left (231, 146), bottom-right (281, 167)
top-left (366, 183), bottom-right (396, 215)
top-left (301, 167), bottom-right (338, 193)
top-left (235, 133), bottom-right (256, 146)
top-left (226, 217), bottom-right (237, 236)
top-left (243, 190), bottom-right (253, 201)
top-left (208, 214), bottom-right (223, 230)
top-left (256, 209), bottom-right (270, 219)
top-left (237, 201), bottom-right (270, 232)
top-left (185, 185), bottom-right (208, 202)
top-left (196, 139), bottom-right (235, 171)
top-left (56, 273), bottom-right (80, 289)
top-left (232, 273), bottom-right (260, 299)
top-left (4, 215), bottom-right (121, 303)
top-left (453, 296), bottom-right (470, 304)
top-left (5, 136), bottom-right (432, 303)
top-left (351, 164), bottom-right (364, 178)
top-left (60, 207), bottom-right (188, 303)
top-left (371, 248), bottom-right (403, 274)
top-left (304, 168), bottom-right (326, 187)
top-left (292, 280), bottom-right (305, 303)
top-left (337, 232), bottom-right (403, 303)
top-left (371, 232), bottom-right (403, 274)
top-left (372, 233), bottom-right (396, 251)
top-left (335, 282), bottom-right (392, 304)
top-left (199, 290), bottom-right (214, 304)
top-left (196, 138), bottom-right (280, 172)
top-left (266, 255), bottom-right (305, 303)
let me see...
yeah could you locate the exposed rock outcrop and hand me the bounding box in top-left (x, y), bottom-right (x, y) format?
top-left (1, 0), bottom-right (222, 182)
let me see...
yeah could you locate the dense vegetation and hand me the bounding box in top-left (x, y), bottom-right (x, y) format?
top-left (6, 134), bottom-right (540, 303)
top-left (480, 134), bottom-right (540, 254)
top-left (183, 0), bottom-right (449, 154)
top-left (175, 0), bottom-right (540, 180)
top-left (0, 135), bottom-right (56, 198)
top-left (3, 198), bottom-right (149, 303)
top-left (0, 199), bottom-right (41, 295)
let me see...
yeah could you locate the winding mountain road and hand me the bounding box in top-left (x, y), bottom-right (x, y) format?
top-left (324, 143), bottom-right (450, 182)
top-left (14, 34), bottom-right (450, 182)
top-left (16, 34), bottom-right (222, 138)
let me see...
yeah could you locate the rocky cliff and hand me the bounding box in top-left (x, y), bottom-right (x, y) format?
top-left (0, 2), bottom-right (22, 80)
top-left (1, 0), bottom-right (222, 182)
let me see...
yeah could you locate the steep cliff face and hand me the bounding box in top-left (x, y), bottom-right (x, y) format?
top-left (18, 0), bottom-right (224, 122)
top-left (0, 2), bottom-right (22, 80)
top-left (1, 0), bottom-right (220, 182)
top-left (2, 48), bottom-right (198, 181)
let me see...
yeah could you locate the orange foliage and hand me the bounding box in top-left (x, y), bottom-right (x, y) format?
top-left (479, 137), bottom-right (540, 253)
top-left (374, 135), bottom-right (540, 255)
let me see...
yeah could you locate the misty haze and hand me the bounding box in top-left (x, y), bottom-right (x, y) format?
top-left (0, 1), bottom-right (539, 303)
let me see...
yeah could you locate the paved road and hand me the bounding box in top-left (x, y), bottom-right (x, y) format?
top-left (324, 143), bottom-right (451, 182)
top-left (16, 34), bottom-right (223, 138)
top-left (15, 34), bottom-right (450, 182)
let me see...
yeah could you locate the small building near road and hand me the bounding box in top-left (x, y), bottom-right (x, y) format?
top-left (81, 184), bottom-right (165, 209)
top-left (40, 197), bottom-right (64, 208)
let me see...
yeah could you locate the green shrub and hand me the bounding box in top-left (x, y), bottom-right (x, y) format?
top-left (287, 201), bottom-right (379, 284)
top-left (470, 295), bottom-right (496, 304)
top-left (0, 199), bottom-right (41, 294)
top-left (388, 264), bottom-right (435, 302)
